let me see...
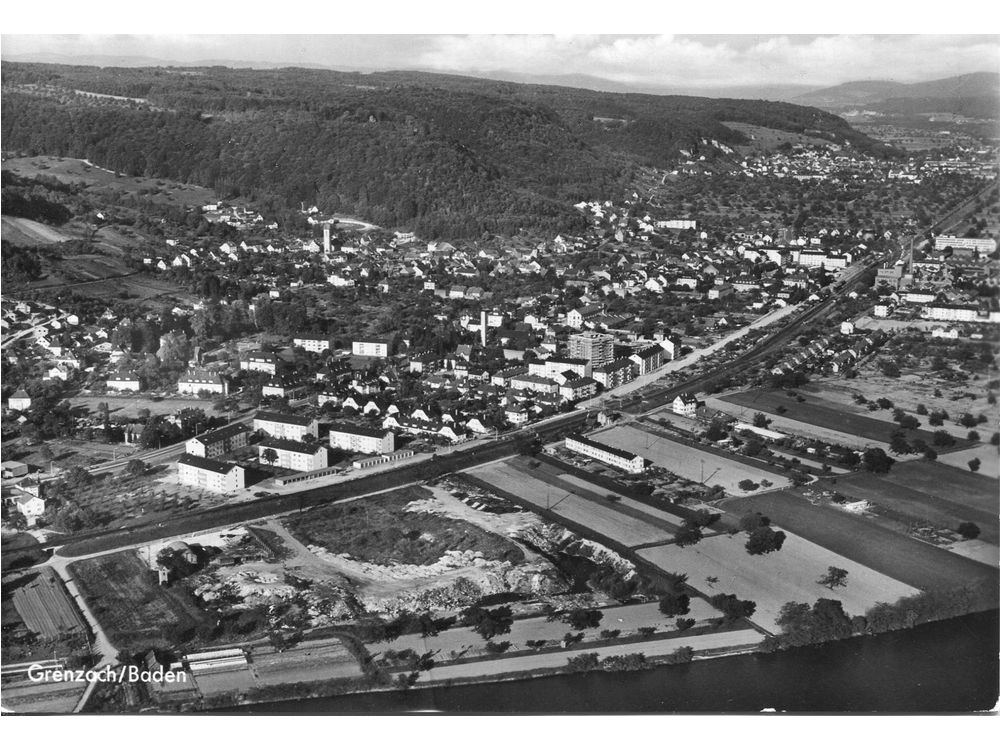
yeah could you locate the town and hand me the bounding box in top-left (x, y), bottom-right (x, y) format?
top-left (2, 58), bottom-right (998, 715)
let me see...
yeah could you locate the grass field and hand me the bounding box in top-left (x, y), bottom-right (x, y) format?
top-left (11, 567), bottom-right (87, 639)
top-left (831, 462), bottom-right (999, 545)
top-left (68, 550), bottom-right (208, 650)
top-left (638, 530), bottom-right (919, 633)
top-left (594, 425), bottom-right (788, 495)
top-left (284, 485), bottom-right (524, 566)
top-left (720, 491), bottom-right (999, 597)
top-left (468, 460), bottom-right (675, 548)
top-left (720, 388), bottom-right (970, 450)
top-left (935, 444), bottom-right (1000, 478)
top-left (69, 394), bottom-right (215, 420)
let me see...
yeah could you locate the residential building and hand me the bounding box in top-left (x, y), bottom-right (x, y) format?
top-left (565, 434), bottom-right (645, 473)
top-left (629, 344), bottom-right (664, 375)
top-left (242, 351), bottom-right (278, 375)
top-left (177, 454), bottom-right (246, 493)
top-left (328, 423), bottom-right (395, 454)
top-left (258, 437), bottom-right (328, 472)
top-left (185, 423), bottom-right (251, 459)
top-left (253, 410), bottom-right (319, 441)
top-left (673, 393), bottom-right (699, 417)
top-left (558, 376), bottom-right (598, 402)
top-left (352, 337), bottom-right (392, 357)
top-left (178, 368), bottom-right (226, 395)
top-left (568, 331), bottom-right (614, 368)
top-left (592, 358), bottom-right (637, 389)
top-left (6, 390), bottom-right (31, 411)
top-left (293, 334), bottom-right (334, 353)
top-left (106, 371), bottom-right (141, 392)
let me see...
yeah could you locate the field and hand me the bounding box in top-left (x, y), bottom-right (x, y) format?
top-left (720, 490), bottom-right (999, 596)
top-left (1, 215), bottom-right (73, 245)
top-left (4, 155), bottom-right (217, 208)
top-left (284, 485), bottom-right (525, 566)
top-left (719, 388), bottom-right (971, 450)
top-left (11, 566), bottom-right (87, 639)
top-left (468, 460), bottom-right (675, 548)
top-left (594, 425), bottom-right (788, 495)
top-left (832, 461), bottom-right (999, 545)
top-left (936, 444), bottom-right (1000, 478)
top-left (638, 531), bottom-right (919, 633)
top-left (69, 394), bottom-right (216, 420)
top-left (68, 550), bottom-right (209, 650)
top-left (722, 122), bottom-right (834, 155)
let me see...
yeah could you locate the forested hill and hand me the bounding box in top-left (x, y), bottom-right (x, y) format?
top-left (1, 63), bottom-right (897, 238)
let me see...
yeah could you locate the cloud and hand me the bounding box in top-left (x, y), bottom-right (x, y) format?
top-left (414, 34), bottom-right (999, 88)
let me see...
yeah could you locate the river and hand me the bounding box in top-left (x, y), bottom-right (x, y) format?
top-left (224, 609), bottom-right (998, 713)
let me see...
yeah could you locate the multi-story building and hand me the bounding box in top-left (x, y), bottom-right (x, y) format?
top-left (934, 235), bottom-right (996, 254)
top-left (185, 423), bottom-right (251, 459)
top-left (178, 368), bottom-right (226, 395)
top-left (565, 434), bottom-right (645, 474)
top-left (922, 304), bottom-right (979, 322)
top-left (592, 358), bottom-right (637, 389)
top-left (540, 356), bottom-right (589, 380)
top-left (253, 411), bottom-right (319, 441)
top-left (293, 334), bottom-right (333, 353)
top-left (352, 337), bottom-right (392, 357)
top-left (7, 390), bottom-right (32, 411)
top-left (566, 304), bottom-right (603, 329)
top-left (258, 437), bottom-right (328, 472)
top-left (558, 376), bottom-right (598, 402)
top-left (629, 344), bottom-right (664, 375)
top-left (509, 374), bottom-right (558, 394)
top-left (328, 423), bottom-right (395, 454)
top-left (177, 454), bottom-right (245, 493)
top-left (568, 331), bottom-right (614, 369)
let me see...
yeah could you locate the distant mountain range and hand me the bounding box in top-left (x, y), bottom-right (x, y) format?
top-left (793, 71), bottom-right (999, 117)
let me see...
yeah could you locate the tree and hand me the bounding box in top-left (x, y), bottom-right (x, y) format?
top-left (709, 593), bottom-right (757, 623)
top-left (675, 618), bottom-right (696, 631)
top-left (124, 458), bottom-right (146, 477)
top-left (967, 430), bottom-right (980, 442)
top-left (461, 605), bottom-right (513, 640)
top-left (752, 412), bottom-right (772, 429)
top-left (38, 444), bottom-right (55, 466)
top-left (563, 608), bottom-right (603, 630)
top-left (958, 413), bottom-right (978, 429)
top-left (957, 522), bottom-right (980, 540)
top-left (745, 526), bottom-right (787, 556)
top-left (674, 521), bottom-right (703, 547)
top-left (923, 447), bottom-right (938, 461)
top-left (739, 511), bottom-right (770, 533)
top-left (967, 457), bottom-right (981, 473)
top-left (888, 431), bottom-right (911, 455)
top-left (932, 430), bottom-right (955, 448)
top-left (261, 448), bottom-right (279, 467)
top-left (658, 592), bottom-right (691, 617)
top-left (817, 566), bottom-right (849, 590)
top-left (862, 447), bottom-right (895, 473)
top-left (738, 479), bottom-right (760, 491)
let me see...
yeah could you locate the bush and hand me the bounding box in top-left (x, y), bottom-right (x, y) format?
top-left (658, 593), bottom-right (691, 617)
top-left (484, 640), bottom-right (511, 654)
top-left (957, 522), bottom-right (981, 540)
top-left (967, 457), bottom-right (981, 472)
top-left (566, 653), bottom-right (600, 673)
top-left (675, 618), bottom-right (696, 631)
top-left (738, 479), bottom-right (760, 492)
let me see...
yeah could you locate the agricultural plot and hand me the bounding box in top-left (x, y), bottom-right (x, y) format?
top-left (638, 531), bottom-right (919, 634)
top-left (935, 445), bottom-right (999, 478)
top-left (720, 491), bottom-right (999, 596)
top-left (595, 425), bottom-right (787, 495)
top-left (11, 567), bottom-right (87, 639)
top-left (468, 461), bottom-right (674, 548)
top-left (251, 639), bottom-right (362, 687)
top-left (719, 389), bottom-right (970, 450)
top-left (833, 463), bottom-right (999, 545)
top-left (68, 550), bottom-right (208, 650)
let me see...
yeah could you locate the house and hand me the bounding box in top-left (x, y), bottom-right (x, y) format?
top-left (253, 411), bottom-right (319, 441)
top-left (505, 405), bottom-right (530, 426)
top-left (261, 376), bottom-right (308, 400)
top-left (565, 434), bottom-right (645, 473)
top-left (258, 438), bottom-right (328, 472)
top-left (241, 351), bottom-right (278, 375)
top-left (185, 423), bottom-right (251, 459)
top-left (106, 370), bottom-right (142, 392)
top-left (672, 393), bottom-right (700, 417)
top-left (178, 369), bottom-right (227, 395)
top-left (12, 488), bottom-right (46, 525)
top-left (6, 390), bottom-right (31, 411)
top-left (566, 304), bottom-right (603, 329)
top-left (328, 423), bottom-right (395, 455)
top-left (177, 454), bottom-right (245, 493)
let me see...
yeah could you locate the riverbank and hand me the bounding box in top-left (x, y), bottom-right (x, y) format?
top-left (216, 608), bottom-right (999, 713)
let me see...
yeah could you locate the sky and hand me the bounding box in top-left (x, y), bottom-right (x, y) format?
top-left (2, 5), bottom-right (998, 91)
